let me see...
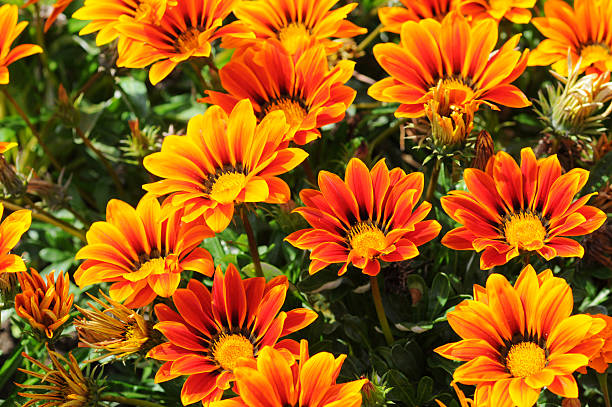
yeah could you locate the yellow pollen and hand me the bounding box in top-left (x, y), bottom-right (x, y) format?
top-left (505, 342), bottom-right (547, 378)
top-left (264, 98), bottom-right (307, 127)
top-left (580, 44), bottom-right (612, 67)
top-left (503, 212), bottom-right (547, 250)
top-left (278, 22), bottom-right (310, 46)
top-left (348, 223), bottom-right (387, 258)
top-left (175, 28), bottom-right (202, 53)
top-left (209, 172), bottom-right (246, 204)
top-left (211, 333), bottom-right (254, 371)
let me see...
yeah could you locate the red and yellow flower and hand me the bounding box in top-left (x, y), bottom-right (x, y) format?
top-left (72, 0), bottom-right (176, 46)
top-left (211, 340), bottom-right (367, 407)
top-left (74, 195), bottom-right (214, 308)
top-left (222, 0), bottom-right (366, 56)
top-left (529, 0), bottom-right (612, 75)
top-left (459, 0), bottom-right (536, 24)
top-left (286, 158), bottom-right (441, 276)
top-left (202, 42), bottom-right (355, 145)
top-left (578, 314), bottom-right (612, 374)
top-left (441, 147), bottom-right (607, 269)
top-left (147, 264), bottom-right (318, 406)
top-left (15, 269), bottom-right (74, 339)
top-left (378, 0), bottom-right (459, 33)
top-left (368, 11), bottom-right (529, 118)
top-left (435, 265), bottom-right (605, 406)
top-left (0, 4), bottom-right (43, 85)
top-left (0, 202), bottom-right (31, 274)
top-left (114, 0), bottom-right (245, 84)
top-left (143, 99), bottom-right (308, 232)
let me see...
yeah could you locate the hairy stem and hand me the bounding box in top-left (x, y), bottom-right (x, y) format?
top-left (357, 24), bottom-right (382, 52)
top-left (241, 206), bottom-right (264, 278)
top-left (424, 158), bottom-right (441, 203)
top-left (370, 275), bottom-right (394, 345)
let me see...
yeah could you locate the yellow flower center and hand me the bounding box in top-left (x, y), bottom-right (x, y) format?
top-left (211, 333), bottom-right (254, 371)
top-left (175, 27), bottom-right (202, 53)
top-left (138, 257), bottom-right (166, 276)
top-left (278, 23), bottom-right (310, 53)
top-left (503, 212), bottom-right (547, 250)
top-left (348, 223), bottom-right (387, 258)
top-left (580, 44), bottom-right (612, 67)
top-left (264, 98), bottom-right (307, 127)
top-left (505, 342), bottom-right (547, 378)
top-left (209, 171), bottom-right (247, 204)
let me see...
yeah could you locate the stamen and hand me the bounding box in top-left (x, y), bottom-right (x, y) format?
top-left (211, 333), bottom-right (254, 371)
top-left (503, 212), bottom-right (547, 250)
top-left (347, 222), bottom-right (387, 258)
top-left (263, 98), bottom-right (308, 127)
top-left (505, 341), bottom-right (547, 378)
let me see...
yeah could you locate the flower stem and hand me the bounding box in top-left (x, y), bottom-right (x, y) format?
top-left (301, 157), bottom-right (317, 186)
top-left (101, 395), bottom-right (166, 407)
top-left (189, 60), bottom-right (212, 93)
top-left (370, 275), bottom-right (394, 346)
top-left (240, 206), bottom-right (264, 278)
top-left (599, 373), bottom-right (611, 407)
top-left (0, 199), bottom-right (86, 242)
top-left (369, 119), bottom-right (406, 152)
top-left (357, 24), bottom-right (382, 52)
top-left (1, 88), bottom-right (62, 170)
top-left (424, 158), bottom-right (441, 203)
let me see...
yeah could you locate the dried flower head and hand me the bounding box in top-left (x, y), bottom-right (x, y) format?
top-left (17, 345), bottom-right (102, 407)
top-left (0, 271), bottom-right (18, 308)
top-left (535, 58), bottom-right (612, 142)
top-left (471, 130), bottom-right (495, 171)
top-left (0, 141), bottom-right (26, 197)
top-left (75, 291), bottom-right (158, 359)
top-left (26, 169), bottom-right (73, 212)
top-left (582, 220), bottom-right (612, 269)
top-left (15, 269), bottom-right (74, 340)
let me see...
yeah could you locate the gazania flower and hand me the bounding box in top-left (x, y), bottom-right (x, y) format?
top-left (18, 345), bottom-right (100, 407)
top-left (143, 99), bottom-right (308, 232)
top-left (114, 0), bottom-right (244, 84)
top-left (73, 0), bottom-right (176, 46)
top-left (441, 147), bottom-right (607, 269)
top-left (23, 0), bottom-right (75, 32)
top-left (424, 83), bottom-right (477, 148)
top-left (147, 264), bottom-right (318, 406)
top-left (0, 4), bottom-right (43, 85)
top-left (286, 158), bottom-right (441, 276)
top-left (529, 0), bottom-right (612, 75)
top-left (459, 0), bottom-right (536, 24)
top-left (222, 0), bottom-right (366, 56)
top-left (75, 291), bottom-right (155, 359)
top-left (74, 195), bottom-right (214, 308)
top-left (0, 202), bottom-right (31, 274)
top-left (435, 265), bottom-right (606, 406)
top-left (211, 340), bottom-right (367, 407)
top-left (15, 269), bottom-right (73, 340)
top-left (378, 0), bottom-right (459, 33)
top-left (368, 11), bottom-right (530, 118)
top-left (202, 42), bottom-right (356, 145)
top-left (578, 314), bottom-right (612, 374)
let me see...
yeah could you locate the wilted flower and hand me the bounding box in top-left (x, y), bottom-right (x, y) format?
top-left (17, 345), bottom-right (102, 407)
top-left (424, 84), bottom-right (477, 148)
top-left (471, 130), bottom-right (495, 171)
top-left (75, 291), bottom-right (157, 359)
top-left (25, 170), bottom-right (72, 212)
top-left (582, 220), bottom-right (612, 269)
top-left (534, 59), bottom-right (612, 142)
top-left (15, 269), bottom-right (73, 340)
top-left (0, 141), bottom-right (26, 197)
top-left (0, 271), bottom-right (17, 308)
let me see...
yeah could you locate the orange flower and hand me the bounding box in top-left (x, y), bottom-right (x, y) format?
top-left (435, 265), bottom-right (605, 406)
top-left (435, 382), bottom-right (475, 407)
top-left (0, 4), bottom-right (43, 85)
top-left (378, 0), bottom-right (459, 33)
top-left (202, 42), bottom-right (356, 145)
top-left (529, 0), bottom-right (612, 75)
top-left (368, 11), bottom-right (529, 118)
top-left (72, 0), bottom-right (176, 46)
top-left (15, 269), bottom-right (73, 339)
top-left (459, 0), bottom-right (536, 24)
top-left (286, 158), bottom-right (441, 276)
top-left (0, 141), bottom-right (17, 154)
top-left (0, 202), bottom-right (31, 274)
top-left (74, 195), bottom-right (214, 308)
top-left (211, 340), bottom-right (367, 407)
top-left (143, 99), bottom-right (308, 232)
top-left (578, 314), bottom-right (612, 374)
top-left (441, 147), bottom-right (607, 269)
top-left (23, 0), bottom-right (75, 32)
top-left (221, 0), bottom-right (366, 56)
top-left (147, 264), bottom-right (318, 406)
top-left (114, 0), bottom-right (245, 84)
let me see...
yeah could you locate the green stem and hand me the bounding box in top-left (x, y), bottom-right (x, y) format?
top-left (241, 206), bottom-right (264, 278)
top-left (189, 60), bottom-right (211, 93)
top-left (370, 276), bottom-right (394, 345)
top-left (356, 24), bottom-right (382, 52)
top-left (369, 119), bottom-right (406, 152)
top-left (599, 373), bottom-right (611, 407)
top-left (1, 199), bottom-right (86, 242)
top-left (101, 395), bottom-right (165, 407)
top-left (301, 157), bottom-right (317, 186)
top-left (424, 158), bottom-right (441, 203)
